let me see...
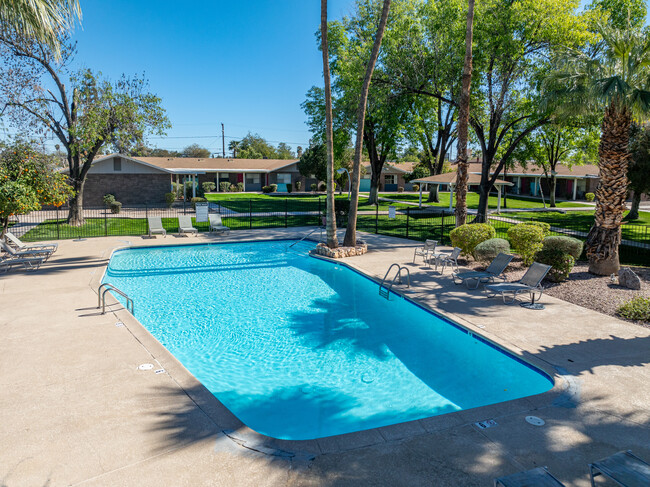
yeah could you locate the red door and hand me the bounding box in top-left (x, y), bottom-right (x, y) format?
top-left (237, 173), bottom-right (243, 184)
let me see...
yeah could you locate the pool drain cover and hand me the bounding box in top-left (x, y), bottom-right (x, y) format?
top-left (526, 416), bottom-right (545, 426)
top-left (138, 363), bottom-right (154, 371)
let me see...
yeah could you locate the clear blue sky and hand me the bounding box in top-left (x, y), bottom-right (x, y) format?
top-left (67, 0), bottom-right (355, 156)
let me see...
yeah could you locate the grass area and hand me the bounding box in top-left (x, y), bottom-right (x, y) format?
top-left (379, 192), bottom-right (590, 209)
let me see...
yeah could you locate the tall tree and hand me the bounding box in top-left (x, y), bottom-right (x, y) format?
top-left (343, 0), bottom-right (392, 247)
top-left (544, 20), bottom-right (650, 274)
top-left (454, 0), bottom-right (475, 226)
top-left (181, 144), bottom-right (210, 158)
top-left (321, 0), bottom-right (338, 249)
top-left (0, 37), bottom-right (170, 225)
top-left (625, 124), bottom-right (650, 220)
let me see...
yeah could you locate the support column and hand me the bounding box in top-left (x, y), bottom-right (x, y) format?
top-left (192, 174), bottom-right (196, 198)
top-left (418, 183), bottom-right (423, 209)
top-left (449, 183), bottom-right (454, 211)
top-left (573, 178), bottom-right (578, 200)
top-left (242, 174), bottom-right (246, 192)
top-left (533, 177), bottom-right (539, 196)
top-left (497, 186), bottom-right (502, 213)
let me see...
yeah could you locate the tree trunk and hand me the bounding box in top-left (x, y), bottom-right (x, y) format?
top-left (67, 178), bottom-right (86, 226)
top-left (427, 185), bottom-right (439, 202)
top-left (368, 171), bottom-right (381, 205)
top-left (473, 182), bottom-right (490, 223)
top-left (321, 0), bottom-right (338, 249)
top-left (343, 0), bottom-right (391, 247)
top-left (454, 0), bottom-right (475, 227)
top-left (549, 175), bottom-right (557, 207)
top-left (586, 102), bottom-right (631, 275)
top-left (625, 191), bottom-right (641, 221)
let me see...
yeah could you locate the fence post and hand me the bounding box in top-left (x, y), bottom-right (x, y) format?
top-left (406, 207), bottom-right (410, 239)
top-left (104, 205), bottom-right (108, 236)
top-left (56, 206), bottom-right (60, 240)
top-left (249, 199), bottom-right (253, 229)
top-left (375, 204), bottom-right (379, 234)
top-left (440, 213), bottom-right (445, 244)
top-left (318, 197), bottom-right (322, 223)
top-left (145, 205), bottom-right (149, 236)
top-left (285, 198), bottom-right (288, 228)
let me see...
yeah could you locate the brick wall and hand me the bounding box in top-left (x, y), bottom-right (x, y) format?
top-left (82, 174), bottom-right (171, 206)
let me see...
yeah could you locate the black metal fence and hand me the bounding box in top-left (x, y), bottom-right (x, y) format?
top-left (8, 199), bottom-right (649, 265)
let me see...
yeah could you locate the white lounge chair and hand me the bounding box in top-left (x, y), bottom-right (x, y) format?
top-left (178, 215), bottom-right (198, 236)
top-left (209, 214), bottom-right (230, 234)
top-left (413, 239), bottom-right (437, 267)
top-left (0, 255), bottom-right (45, 272)
top-left (147, 216), bottom-right (166, 238)
top-left (485, 262), bottom-right (552, 305)
top-left (452, 252), bottom-right (514, 289)
top-left (5, 232), bottom-right (58, 253)
top-left (434, 247), bottom-right (461, 273)
top-left (1, 240), bottom-right (53, 261)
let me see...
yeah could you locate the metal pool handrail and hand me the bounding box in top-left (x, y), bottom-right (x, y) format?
top-left (98, 283), bottom-right (134, 315)
top-left (379, 264), bottom-right (411, 300)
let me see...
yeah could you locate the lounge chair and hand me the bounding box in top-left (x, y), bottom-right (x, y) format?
top-left (5, 232), bottom-right (58, 253)
top-left (494, 466), bottom-right (565, 487)
top-left (413, 239), bottom-right (437, 267)
top-left (0, 255), bottom-right (45, 273)
top-left (209, 214), bottom-right (230, 234)
top-left (147, 216), bottom-right (166, 238)
top-left (433, 247), bottom-right (461, 273)
top-left (589, 450), bottom-right (650, 487)
top-left (1, 240), bottom-right (53, 261)
top-left (178, 215), bottom-right (198, 236)
top-left (452, 252), bottom-right (514, 289)
top-left (485, 262), bottom-right (552, 305)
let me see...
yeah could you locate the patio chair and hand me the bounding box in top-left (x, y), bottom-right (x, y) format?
top-left (0, 255), bottom-right (45, 273)
top-left (209, 214), bottom-right (230, 234)
top-left (588, 450), bottom-right (650, 487)
top-left (452, 252), bottom-right (514, 289)
top-left (5, 232), bottom-right (58, 253)
top-left (1, 240), bottom-right (54, 261)
top-left (178, 215), bottom-right (198, 236)
top-left (433, 247), bottom-right (461, 274)
top-left (147, 216), bottom-right (166, 238)
top-left (413, 239), bottom-right (437, 267)
top-left (494, 466), bottom-right (566, 487)
top-left (484, 262), bottom-right (552, 305)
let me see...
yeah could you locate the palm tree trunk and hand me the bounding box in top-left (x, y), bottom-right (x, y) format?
top-left (454, 0), bottom-right (475, 227)
top-left (321, 0), bottom-right (338, 249)
top-left (343, 0), bottom-right (391, 247)
top-left (586, 102), bottom-right (631, 275)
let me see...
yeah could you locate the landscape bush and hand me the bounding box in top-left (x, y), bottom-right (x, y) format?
top-left (473, 238), bottom-right (511, 262)
top-left (311, 183), bottom-right (317, 192)
top-left (229, 184), bottom-right (237, 192)
top-left (191, 197), bottom-right (207, 209)
top-left (542, 236), bottom-right (584, 260)
top-left (412, 184), bottom-right (419, 192)
top-left (535, 247), bottom-right (575, 282)
top-left (585, 192), bottom-right (595, 202)
top-left (507, 223), bottom-right (545, 265)
top-left (237, 182), bottom-right (244, 192)
top-left (165, 192), bottom-right (176, 208)
top-left (525, 220), bottom-right (551, 237)
top-left (295, 181), bottom-right (302, 191)
top-left (103, 194), bottom-right (116, 206)
top-left (262, 185), bottom-right (273, 193)
top-left (109, 201), bottom-right (122, 214)
top-left (202, 182), bottom-right (216, 194)
top-left (397, 186), bottom-right (404, 193)
top-left (318, 182), bottom-right (327, 191)
top-left (617, 296), bottom-right (650, 322)
top-left (220, 182), bottom-right (230, 193)
top-left (449, 223), bottom-right (496, 257)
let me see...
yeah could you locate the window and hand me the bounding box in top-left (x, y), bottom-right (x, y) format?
top-left (276, 173), bottom-right (291, 184)
top-left (113, 158), bottom-right (122, 172)
top-left (246, 173), bottom-right (260, 184)
top-left (385, 174), bottom-right (396, 185)
top-left (219, 172), bottom-right (229, 179)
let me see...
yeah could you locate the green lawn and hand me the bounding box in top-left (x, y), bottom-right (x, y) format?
top-left (379, 192), bottom-right (590, 209)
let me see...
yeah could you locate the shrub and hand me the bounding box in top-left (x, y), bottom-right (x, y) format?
top-left (165, 192), bottom-right (176, 208)
top-left (262, 185), bottom-right (273, 193)
top-left (311, 183), bottom-right (317, 192)
top-left (220, 181), bottom-right (230, 193)
top-left (542, 236), bottom-right (584, 260)
top-left (617, 296), bottom-right (650, 322)
top-left (318, 182), bottom-right (326, 191)
top-left (191, 196), bottom-right (207, 209)
top-left (585, 192), bottom-right (595, 202)
top-left (229, 184), bottom-right (237, 192)
top-left (535, 247), bottom-right (575, 282)
top-left (270, 183), bottom-right (278, 192)
top-left (109, 201), bottom-right (122, 214)
top-left (525, 220), bottom-right (551, 237)
top-left (397, 186), bottom-right (404, 193)
top-left (473, 238), bottom-right (511, 262)
top-left (295, 181), bottom-right (302, 191)
top-left (237, 182), bottom-right (244, 192)
top-left (103, 194), bottom-right (116, 206)
top-left (202, 182), bottom-right (216, 193)
top-left (412, 184), bottom-right (419, 192)
top-left (450, 223), bottom-right (496, 257)
top-left (507, 223), bottom-right (545, 265)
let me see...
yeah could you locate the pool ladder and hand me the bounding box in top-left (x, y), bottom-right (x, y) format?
top-left (379, 264), bottom-right (410, 300)
top-left (98, 283), bottom-right (134, 315)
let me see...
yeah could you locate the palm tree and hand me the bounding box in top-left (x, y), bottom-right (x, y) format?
top-left (0, 0), bottom-right (81, 55)
top-left (454, 0), bottom-right (475, 227)
top-left (543, 22), bottom-right (650, 275)
top-left (321, 0), bottom-right (338, 249)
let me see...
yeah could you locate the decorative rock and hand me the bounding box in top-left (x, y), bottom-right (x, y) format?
top-left (313, 241), bottom-right (368, 259)
top-left (618, 267), bottom-right (641, 290)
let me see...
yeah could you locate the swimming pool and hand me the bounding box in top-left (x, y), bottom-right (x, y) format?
top-left (104, 240), bottom-right (553, 440)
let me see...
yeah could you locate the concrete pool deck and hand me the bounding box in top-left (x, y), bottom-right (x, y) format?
top-left (0, 228), bottom-right (648, 486)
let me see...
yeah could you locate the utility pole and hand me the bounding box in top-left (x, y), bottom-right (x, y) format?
top-left (221, 123), bottom-right (225, 158)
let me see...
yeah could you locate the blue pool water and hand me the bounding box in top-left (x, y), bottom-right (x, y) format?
top-left (104, 240), bottom-right (553, 440)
